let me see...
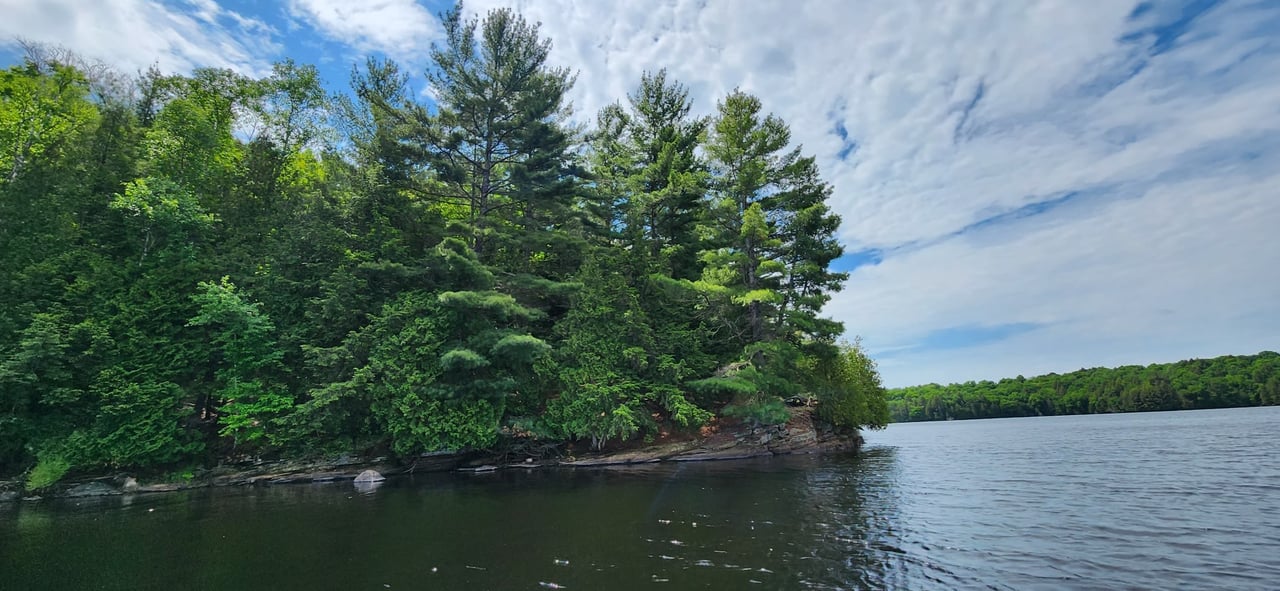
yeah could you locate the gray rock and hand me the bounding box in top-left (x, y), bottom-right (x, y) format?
top-left (0, 491), bottom-right (18, 503)
top-left (459, 465), bottom-right (498, 473)
top-left (122, 477), bottom-right (140, 493)
top-left (66, 481), bottom-right (119, 497)
top-left (354, 469), bottom-right (386, 483)
top-left (138, 483), bottom-right (183, 493)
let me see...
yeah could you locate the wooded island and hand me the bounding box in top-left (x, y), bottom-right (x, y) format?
top-left (0, 6), bottom-right (889, 491)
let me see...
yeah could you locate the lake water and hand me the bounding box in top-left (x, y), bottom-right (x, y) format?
top-left (3, 407), bottom-right (1278, 590)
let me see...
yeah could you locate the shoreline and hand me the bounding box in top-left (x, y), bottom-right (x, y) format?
top-left (1, 408), bottom-right (861, 502)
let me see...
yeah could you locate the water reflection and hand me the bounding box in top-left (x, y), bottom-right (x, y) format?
top-left (7, 409), bottom-right (1276, 590)
top-left (2, 453), bottom-right (912, 591)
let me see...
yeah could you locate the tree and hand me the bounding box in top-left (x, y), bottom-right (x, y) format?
top-left (0, 14), bottom-right (902, 482)
top-left (109, 177), bottom-right (214, 266)
top-left (0, 58), bottom-right (97, 183)
top-left (692, 90), bottom-right (847, 416)
top-left (813, 340), bottom-right (890, 430)
top-left (543, 255), bottom-right (709, 450)
top-left (885, 352), bottom-right (1280, 422)
top-left (415, 3), bottom-right (578, 264)
top-left (589, 70), bottom-right (708, 279)
top-left (290, 240), bottom-right (551, 456)
top-left (187, 277), bottom-right (289, 446)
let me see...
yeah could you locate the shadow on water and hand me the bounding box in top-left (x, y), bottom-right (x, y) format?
top-left (0, 450), bottom-right (918, 591)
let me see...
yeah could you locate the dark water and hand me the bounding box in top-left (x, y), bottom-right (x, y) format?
top-left (2, 407), bottom-right (1278, 590)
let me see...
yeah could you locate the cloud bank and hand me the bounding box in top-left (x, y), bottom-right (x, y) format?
top-left (469, 0), bottom-right (1280, 386)
top-left (0, 0), bottom-right (279, 75)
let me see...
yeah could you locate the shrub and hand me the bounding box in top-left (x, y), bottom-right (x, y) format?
top-left (25, 454), bottom-right (71, 491)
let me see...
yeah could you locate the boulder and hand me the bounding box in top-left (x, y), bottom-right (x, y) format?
top-left (354, 469), bottom-right (386, 483)
top-left (122, 477), bottom-right (140, 493)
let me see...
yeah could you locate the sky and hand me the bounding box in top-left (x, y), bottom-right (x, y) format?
top-left (1, 0), bottom-right (1277, 387)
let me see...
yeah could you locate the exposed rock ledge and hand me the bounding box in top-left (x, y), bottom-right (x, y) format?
top-left (1, 408), bottom-right (859, 501)
top-left (559, 406), bottom-right (859, 466)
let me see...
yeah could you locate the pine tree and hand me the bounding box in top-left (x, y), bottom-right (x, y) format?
top-left (588, 70), bottom-right (708, 278)
top-left (415, 3), bottom-right (578, 267)
top-left (693, 90), bottom-right (847, 415)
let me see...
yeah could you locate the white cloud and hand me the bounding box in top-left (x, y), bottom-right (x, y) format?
top-left (2, 0), bottom-right (1273, 387)
top-left (0, 0), bottom-right (278, 75)
top-left (287, 0), bottom-right (439, 62)
top-left (470, 0), bottom-right (1280, 386)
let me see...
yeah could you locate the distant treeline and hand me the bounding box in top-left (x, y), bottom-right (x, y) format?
top-left (887, 352), bottom-right (1280, 422)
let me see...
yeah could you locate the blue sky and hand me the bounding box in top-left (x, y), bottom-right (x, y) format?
top-left (2, 0), bottom-right (1277, 387)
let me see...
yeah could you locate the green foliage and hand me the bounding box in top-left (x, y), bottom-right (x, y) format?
top-left (384, 395), bottom-right (502, 456)
top-left (25, 454), bottom-right (70, 491)
top-left (686, 375), bottom-right (760, 398)
top-left (439, 348), bottom-right (491, 372)
top-left (84, 371), bottom-right (202, 467)
top-left (813, 340), bottom-right (891, 430)
top-left (110, 177), bottom-right (215, 264)
top-left (0, 58), bottom-right (98, 184)
top-left (545, 378), bottom-right (649, 450)
top-left (295, 252), bottom-right (550, 455)
top-left (722, 396), bottom-right (790, 426)
top-left (216, 381), bottom-right (293, 445)
top-left (491, 334), bottom-right (553, 364)
top-left (188, 278), bottom-right (289, 447)
top-left (887, 351), bottom-right (1280, 422)
top-left (0, 22), bottom-right (864, 477)
top-left (543, 255), bottom-right (711, 450)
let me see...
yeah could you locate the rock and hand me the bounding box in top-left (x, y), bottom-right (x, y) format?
top-left (138, 483), bottom-right (184, 493)
top-left (122, 477), bottom-right (140, 493)
top-left (331, 453), bottom-right (359, 466)
top-left (0, 491), bottom-right (18, 503)
top-left (458, 465), bottom-right (498, 473)
top-left (66, 481), bottom-right (119, 497)
top-left (410, 451), bottom-right (464, 472)
top-left (672, 450), bottom-right (771, 462)
top-left (354, 469), bottom-right (385, 483)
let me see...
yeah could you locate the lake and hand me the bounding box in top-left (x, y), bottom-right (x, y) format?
top-left (3, 407), bottom-right (1277, 590)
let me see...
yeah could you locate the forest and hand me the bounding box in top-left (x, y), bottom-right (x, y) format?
top-left (0, 6), bottom-right (890, 489)
top-left (886, 352), bottom-right (1280, 422)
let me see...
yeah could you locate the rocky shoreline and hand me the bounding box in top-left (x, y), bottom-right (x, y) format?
top-left (1, 408), bottom-right (860, 502)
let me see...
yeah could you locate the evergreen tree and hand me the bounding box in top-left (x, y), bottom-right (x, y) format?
top-left (0, 24), bottom-right (904, 486)
top-left (543, 255), bottom-right (708, 450)
top-left (693, 90), bottom-right (846, 414)
top-left (589, 70), bottom-right (708, 279)
top-left (415, 3), bottom-right (578, 267)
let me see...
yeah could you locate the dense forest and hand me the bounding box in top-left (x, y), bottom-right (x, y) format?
top-left (0, 6), bottom-right (890, 489)
top-left (887, 352), bottom-right (1280, 422)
